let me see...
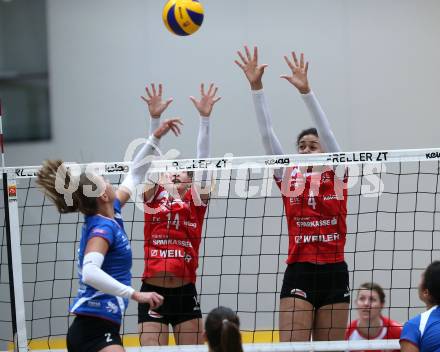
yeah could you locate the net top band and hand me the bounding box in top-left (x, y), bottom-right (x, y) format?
top-left (4, 147), bottom-right (440, 178)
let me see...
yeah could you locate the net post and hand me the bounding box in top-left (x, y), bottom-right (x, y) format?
top-left (3, 172), bottom-right (28, 351)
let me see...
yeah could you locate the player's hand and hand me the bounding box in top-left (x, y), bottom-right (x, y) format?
top-left (131, 291), bottom-right (164, 309)
top-left (141, 83), bottom-right (173, 118)
top-left (153, 118), bottom-right (183, 139)
top-left (280, 52), bottom-right (311, 94)
top-left (190, 83), bottom-right (221, 118)
top-left (234, 45), bottom-right (268, 91)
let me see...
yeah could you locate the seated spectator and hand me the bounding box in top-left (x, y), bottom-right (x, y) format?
top-left (346, 282), bottom-right (402, 351)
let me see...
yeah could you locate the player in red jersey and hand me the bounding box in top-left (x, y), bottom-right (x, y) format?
top-left (137, 83), bottom-right (221, 346)
top-left (236, 46), bottom-right (349, 342)
top-left (346, 283), bottom-right (402, 352)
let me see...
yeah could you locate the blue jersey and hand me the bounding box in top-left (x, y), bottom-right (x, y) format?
top-left (70, 199), bottom-right (132, 325)
top-left (401, 306), bottom-right (440, 352)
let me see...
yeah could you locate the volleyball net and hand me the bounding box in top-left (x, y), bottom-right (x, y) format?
top-left (2, 148), bottom-right (440, 351)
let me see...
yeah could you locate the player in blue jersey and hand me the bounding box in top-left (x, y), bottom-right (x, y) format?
top-left (400, 261), bottom-right (440, 352)
top-left (36, 117), bottom-right (182, 352)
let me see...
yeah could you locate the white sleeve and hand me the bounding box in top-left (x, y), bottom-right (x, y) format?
top-left (149, 116), bottom-right (160, 139)
top-left (82, 252), bottom-right (135, 299)
top-left (197, 115), bottom-right (210, 159)
top-left (301, 91), bottom-right (341, 153)
top-left (252, 90), bottom-right (285, 156)
top-left (120, 135), bottom-right (159, 195)
top-left (252, 89), bottom-right (284, 180)
top-left (195, 115), bottom-right (211, 190)
top-left (148, 117), bottom-right (161, 186)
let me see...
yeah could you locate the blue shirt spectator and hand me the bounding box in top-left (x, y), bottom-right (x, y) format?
top-left (400, 261), bottom-right (440, 352)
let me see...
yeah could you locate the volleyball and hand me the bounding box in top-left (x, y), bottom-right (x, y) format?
top-left (162, 0), bottom-right (204, 36)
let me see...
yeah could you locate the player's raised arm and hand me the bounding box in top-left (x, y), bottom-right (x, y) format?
top-left (116, 118), bottom-right (183, 207)
top-left (140, 84), bottom-right (173, 203)
top-left (235, 45), bottom-right (285, 179)
top-left (281, 52), bottom-right (341, 153)
top-left (190, 83), bottom-right (221, 204)
top-left (141, 83), bottom-right (174, 137)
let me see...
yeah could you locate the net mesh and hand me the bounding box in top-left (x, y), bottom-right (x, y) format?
top-left (1, 152), bottom-right (440, 350)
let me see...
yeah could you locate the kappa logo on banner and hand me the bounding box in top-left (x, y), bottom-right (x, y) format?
top-left (426, 152), bottom-right (440, 159)
top-left (265, 157), bottom-right (290, 166)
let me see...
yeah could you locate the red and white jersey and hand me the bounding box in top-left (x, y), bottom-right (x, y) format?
top-left (276, 166), bottom-right (348, 264)
top-left (143, 186), bottom-right (207, 283)
top-left (345, 316), bottom-right (402, 352)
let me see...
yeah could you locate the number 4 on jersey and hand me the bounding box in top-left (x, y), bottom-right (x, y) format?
top-left (308, 191), bottom-right (317, 209)
top-left (166, 212), bottom-right (180, 230)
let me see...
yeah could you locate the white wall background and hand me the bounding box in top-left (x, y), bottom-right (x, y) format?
top-left (6, 0), bottom-right (440, 166)
top-left (2, 0), bottom-right (440, 347)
